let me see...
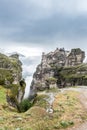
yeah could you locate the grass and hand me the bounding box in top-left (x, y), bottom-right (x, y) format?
top-left (34, 94), bottom-right (49, 108)
top-left (0, 86), bottom-right (6, 104)
top-left (46, 87), bottom-right (61, 93)
top-left (0, 87), bottom-right (87, 130)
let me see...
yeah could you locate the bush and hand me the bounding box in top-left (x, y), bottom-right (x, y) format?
top-left (60, 121), bottom-right (69, 128)
top-left (18, 99), bottom-right (33, 112)
top-left (60, 120), bottom-right (74, 128)
top-left (0, 79), bottom-right (5, 85)
top-left (46, 77), bottom-right (57, 83)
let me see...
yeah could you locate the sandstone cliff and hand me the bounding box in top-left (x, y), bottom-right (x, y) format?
top-left (30, 48), bottom-right (85, 96)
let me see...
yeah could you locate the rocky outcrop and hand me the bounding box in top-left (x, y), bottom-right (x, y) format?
top-left (0, 53), bottom-right (22, 85)
top-left (30, 48), bottom-right (85, 95)
top-left (0, 53), bottom-right (26, 108)
top-left (67, 48), bottom-right (85, 66)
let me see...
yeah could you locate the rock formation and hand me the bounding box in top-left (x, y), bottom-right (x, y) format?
top-left (0, 53), bottom-right (22, 84)
top-left (67, 48), bottom-right (85, 66)
top-left (0, 53), bottom-right (26, 109)
top-left (30, 48), bottom-right (85, 96)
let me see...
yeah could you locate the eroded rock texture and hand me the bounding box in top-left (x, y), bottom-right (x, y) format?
top-left (30, 48), bottom-right (85, 97)
top-left (0, 53), bottom-right (25, 108)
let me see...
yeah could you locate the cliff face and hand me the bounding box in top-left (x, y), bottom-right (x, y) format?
top-left (30, 48), bottom-right (85, 95)
top-left (0, 53), bottom-right (22, 85)
top-left (0, 53), bottom-right (25, 108)
top-left (67, 48), bottom-right (85, 66)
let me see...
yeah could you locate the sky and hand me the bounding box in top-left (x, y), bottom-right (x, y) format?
top-left (0, 0), bottom-right (87, 56)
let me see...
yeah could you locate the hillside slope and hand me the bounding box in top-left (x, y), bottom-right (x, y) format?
top-left (0, 86), bottom-right (87, 130)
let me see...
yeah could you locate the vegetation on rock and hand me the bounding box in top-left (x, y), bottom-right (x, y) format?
top-left (56, 63), bottom-right (87, 87)
top-left (0, 53), bottom-right (26, 111)
top-left (30, 48), bottom-right (86, 93)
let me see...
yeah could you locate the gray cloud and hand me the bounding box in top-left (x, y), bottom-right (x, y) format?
top-left (0, 0), bottom-right (87, 50)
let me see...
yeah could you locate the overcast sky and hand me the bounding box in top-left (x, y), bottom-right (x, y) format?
top-left (0, 0), bottom-right (87, 56)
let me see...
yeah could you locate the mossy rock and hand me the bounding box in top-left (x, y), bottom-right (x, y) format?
top-left (46, 77), bottom-right (57, 83)
top-left (55, 63), bottom-right (87, 86)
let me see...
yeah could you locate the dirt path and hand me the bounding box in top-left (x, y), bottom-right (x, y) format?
top-left (70, 122), bottom-right (87, 130)
top-left (63, 86), bottom-right (87, 109)
top-left (66, 86), bottom-right (87, 130)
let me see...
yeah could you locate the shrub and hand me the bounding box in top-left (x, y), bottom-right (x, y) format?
top-left (46, 77), bottom-right (57, 84)
top-left (60, 121), bottom-right (69, 128)
top-left (60, 120), bottom-right (74, 128)
top-left (18, 99), bottom-right (33, 112)
top-left (0, 79), bottom-right (4, 85)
